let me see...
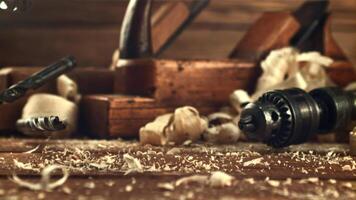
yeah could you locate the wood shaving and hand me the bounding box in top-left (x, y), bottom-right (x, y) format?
top-left (230, 90), bottom-right (251, 112)
top-left (164, 106), bottom-right (207, 145)
top-left (175, 171), bottom-right (234, 188)
top-left (209, 171), bottom-right (235, 187)
top-left (140, 114), bottom-right (172, 146)
top-left (267, 180), bottom-right (280, 187)
top-left (342, 165), bottom-right (353, 171)
top-left (207, 112), bottom-right (233, 125)
top-left (105, 181), bottom-right (115, 187)
top-left (62, 186), bottom-right (72, 194)
top-left (175, 175), bottom-right (208, 186)
top-left (123, 154), bottom-right (143, 174)
top-left (13, 159), bottom-right (39, 172)
top-left (204, 123), bottom-right (241, 144)
top-left (233, 47), bottom-right (334, 106)
top-left (84, 181), bottom-right (95, 189)
top-left (243, 157), bottom-right (264, 167)
top-left (24, 145), bottom-right (40, 154)
top-left (125, 185), bottom-right (133, 192)
top-left (140, 106), bottom-right (207, 145)
top-left (11, 165), bottom-right (69, 191)
top-left (244, 178), bottom-right (255, 184)
top-left (157, 183), bottom-right (175, 191)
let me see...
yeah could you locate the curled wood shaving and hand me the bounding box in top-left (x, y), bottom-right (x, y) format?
top-left (234, 47), bottom-right (334, 104)
top-left (123, 154), bottom-right (143, 175)
top-left (11, 165), bottom-right (69, 191)
top-left (164, 106), bottom-right (207, 144)
top-left (140, 106), bottom-right (207, 145)
top-left (24, 145), bottom-right (40, 154)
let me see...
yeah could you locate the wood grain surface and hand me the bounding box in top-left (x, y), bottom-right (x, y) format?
top-left (0, 139), bottom-right (354, 199)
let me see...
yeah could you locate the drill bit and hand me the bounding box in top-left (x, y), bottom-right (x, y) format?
top-left (0, 56), bottom-right (76, 104)
top-left (16, 116), bottom-right (66, 136)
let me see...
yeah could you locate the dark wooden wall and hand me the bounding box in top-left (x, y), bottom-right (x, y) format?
top-left (0, 0), bottom-right (355, 67)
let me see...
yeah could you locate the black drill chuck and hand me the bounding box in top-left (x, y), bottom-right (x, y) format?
top-left (238, 87), bottom-right (356, 148)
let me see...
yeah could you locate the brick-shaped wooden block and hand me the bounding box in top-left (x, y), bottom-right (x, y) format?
top-left (114, 59), bottom-right (259, 104)
top-left (80, 95), bottom-right (222, 138)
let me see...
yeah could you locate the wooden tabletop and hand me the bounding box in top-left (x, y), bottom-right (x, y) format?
top-left (0, 139), bottom-right (354, 199)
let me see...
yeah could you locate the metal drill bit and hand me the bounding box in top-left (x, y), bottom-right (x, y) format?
top-left (0, 56), bottom-right (76, 104)
top-left (16, 116), bottom-right (66, 136)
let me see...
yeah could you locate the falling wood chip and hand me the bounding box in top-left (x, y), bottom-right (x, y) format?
top-left (123, 154), bottom-right (143, 175)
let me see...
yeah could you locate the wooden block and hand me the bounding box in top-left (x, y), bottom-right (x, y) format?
top-left (326, 60), bottom-right (356, 87)
top-left (229, 12), bottom-right (300, 61)
top-left (114, 59), bottom-right (258, 104)
top-left (151, 1), bottom-right (190, 53)
top-left (323, 14), bottom-right (348, 60)
top-left (80, 95), bottom-right (221, 138)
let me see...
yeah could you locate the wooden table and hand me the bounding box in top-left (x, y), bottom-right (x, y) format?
top-left (0, 139), bottom-right (354, 199)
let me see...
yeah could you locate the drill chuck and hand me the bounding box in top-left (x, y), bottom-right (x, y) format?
top-left (238, 87), bottom-right (356, 148)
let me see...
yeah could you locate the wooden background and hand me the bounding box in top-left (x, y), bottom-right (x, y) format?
top-left (0, 0), bottom-right (355, 67)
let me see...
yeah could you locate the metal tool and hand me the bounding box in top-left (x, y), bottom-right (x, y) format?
top-left (239, 87), bottom-right (356, 148)
top-left (0, 56), bottom-right (76, 104)
top-left (290, 0), bottom-right (329, 51)
top-left (119, 0), bottom-right (153, 59)
top-left (119, 0), bottom-right (209, 58)
top-left (16, 116), bottom-right (66, 136)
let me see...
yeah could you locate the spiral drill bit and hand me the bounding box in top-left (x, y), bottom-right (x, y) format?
top-left (238, 87), bottom-right (356, 148)
top-left (16, 116), bottom-right (66, 136)
top-left (0, 56), bottom-right (76, 104)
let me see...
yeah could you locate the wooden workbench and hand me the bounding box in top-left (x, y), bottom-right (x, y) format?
top-left (0, 139), bottom-right (355, 199)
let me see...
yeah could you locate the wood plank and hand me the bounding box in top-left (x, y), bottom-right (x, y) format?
top-left (0, 28), bottom-right (119, 67)
top-left (0, 175), bottom-right (355, 200)
top-left (114, 59), bottom-right (258, 104)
